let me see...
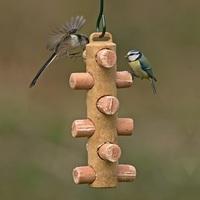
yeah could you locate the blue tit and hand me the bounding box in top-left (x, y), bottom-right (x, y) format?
top-left (29, 16), bottom-right (89, 88)
top-left (125, 50), bottom-right (157, 94)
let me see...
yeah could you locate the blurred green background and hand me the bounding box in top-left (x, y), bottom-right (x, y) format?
top-left (0, 0), bottom-right (200, 199)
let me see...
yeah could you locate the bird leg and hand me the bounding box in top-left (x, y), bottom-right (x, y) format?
top-left (69, 52), bottom-right (82, 58)
top-left (129, 70), bottom-right (139, 79)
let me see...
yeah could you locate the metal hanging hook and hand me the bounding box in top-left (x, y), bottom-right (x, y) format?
top-left (96, 0), bottom-right (106, 38)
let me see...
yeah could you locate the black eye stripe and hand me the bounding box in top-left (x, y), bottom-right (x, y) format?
top-left (129, 53), bottom-right (138, 56)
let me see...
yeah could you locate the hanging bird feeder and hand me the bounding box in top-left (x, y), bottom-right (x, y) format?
top-left (69, 0), bottom-right (136, 188)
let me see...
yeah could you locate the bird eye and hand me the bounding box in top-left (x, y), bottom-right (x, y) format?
top-left (129, 53), bottom-right (137, 56)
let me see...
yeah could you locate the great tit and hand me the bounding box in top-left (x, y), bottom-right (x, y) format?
top-left (29, 16), bottom-right (89, 88)
top-left (126, 50), bottom-right (157, 94)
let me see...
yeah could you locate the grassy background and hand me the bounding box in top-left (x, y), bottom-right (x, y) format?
top-left (0, 0), bottom-right (200, 199)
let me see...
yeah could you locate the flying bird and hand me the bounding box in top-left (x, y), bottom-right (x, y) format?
top-left (29, 16), bottom-right (89, 88)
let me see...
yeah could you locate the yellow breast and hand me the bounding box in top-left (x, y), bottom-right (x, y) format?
top-left (129, 60), bottom-right (149, 79)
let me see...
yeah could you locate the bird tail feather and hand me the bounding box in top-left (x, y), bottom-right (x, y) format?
top-left (151, 79), bottom-right (157, 95)
top-left (29, 53), bottom-right (57, 88)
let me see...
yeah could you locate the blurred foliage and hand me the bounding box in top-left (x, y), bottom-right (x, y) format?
top-left (0, 0), bottom-right (200, 200)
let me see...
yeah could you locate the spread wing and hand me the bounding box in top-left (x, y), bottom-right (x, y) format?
top-left (140, 55), bottom-right (157, 81)
top-left (47, 16), bottom-right (86, 51)
top-left (65, 16), bottom-right (86, 34)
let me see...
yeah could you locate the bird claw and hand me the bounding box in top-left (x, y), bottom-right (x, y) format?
top-left (69, 52), bottom-right (82, 59)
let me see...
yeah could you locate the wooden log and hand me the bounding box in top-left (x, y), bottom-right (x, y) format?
top-left (96, 96), bottom-right (119, 116)
top-left (86, 32), bottom-right (118, 188)
top-left (96, 49), bottom-right (117, 69)
top-left (69, 73), bottom-right (94, 90)
top-left (98, 143), bottom-right (121, 162)
top-left (73, 166), bottom-right (96, 184)
top-left (117, 164), bottom-right (136, 182)
top-left (116, 71), bottom-right (133, 88)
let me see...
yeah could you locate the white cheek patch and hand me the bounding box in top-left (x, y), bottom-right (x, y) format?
top-left (70, 35), bottom-right (79, 47)
top-left (129, 54), bottom-right (139, 61)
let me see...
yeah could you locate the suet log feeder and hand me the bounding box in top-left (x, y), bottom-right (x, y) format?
top-left (69, 32), bottom-right (136, 188)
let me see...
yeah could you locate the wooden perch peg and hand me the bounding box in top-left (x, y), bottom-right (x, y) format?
top-left (96, 96), bottom-right (119, 115)
top-left (69, 71), bottom-right (132, 90)
top-left (73, 166), bottom-right (96, 184)
top-left (72, 119), bottom-right (95, 138)
top-left (96, 49), bottom-right (117, 68)
top-left (69, 73), bottom-right (94, 90)
top-left (72, 118), bottom-right (134, 138)
top-left (98, 143), bottom-right (121, 162)
top-left (117, 164), bottom-right (136, 182)
top-left (117, 118), bottom-right (134, 136)
top-left (116, 71), bottom-right (133, 88)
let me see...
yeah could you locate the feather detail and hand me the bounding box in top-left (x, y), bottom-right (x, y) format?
top-left (47, 16), bottom-right (86, 51)
top-left (29, 53), bottom-right (57, 88)
top-left (151, 79), bottom-right (157, 95)
top-left (66, 16), bottom-right (86, 34)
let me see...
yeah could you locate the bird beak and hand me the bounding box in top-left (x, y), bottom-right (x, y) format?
top-left (124, 55), bottom-right (128, 58)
